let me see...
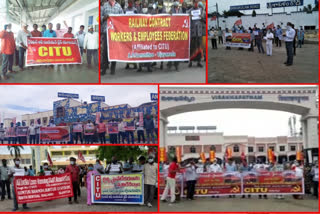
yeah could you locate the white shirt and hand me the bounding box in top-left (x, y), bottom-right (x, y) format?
top-left (185, 166), bottom-right (197, 181)
top-left (84, 32), bottom-right (99, 50)
top-left (265, 32), bottom-right (274, 45)
top-left (284, 27), bottom-right (296, 42)
top-left (29, 126), bottom-right (36, 135)
top-left (295, 166), bottom-right (303, 177)
top-left (107, 163), bottom-right (122, 174)
top-left (16, 30), bottom-right (32, 47)
top-left (136, 122), bottom-right (144, 131)
top-left (118, 122), bottom-right (125, 132)
top-left (209, 164), bottom-right (222, 173)
top-left (143, 163), bottom-right (158, 185)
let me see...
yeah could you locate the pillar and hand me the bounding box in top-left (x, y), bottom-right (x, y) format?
top-left (160, 112), bottom-right (168, 148)
top-left (302, 115), bottom-right (318, 149)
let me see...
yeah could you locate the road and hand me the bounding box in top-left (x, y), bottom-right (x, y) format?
top-left (208, 42), bottom-right (318, 83)
top-left (101, 62), bottom-right (206, 83)
top-left (160, 195), bottom-right (318, 212)
top-left (0, 188), bottom-right (157, 212)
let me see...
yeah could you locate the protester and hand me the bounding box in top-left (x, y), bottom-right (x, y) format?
top-left (56, 21), bottom-right (68, 38)
top-left (97, 119), bottom-right (107, 144)
top-left (63, 27), bottom-right (74, 38)
top-left (28, 123), bottom-right (36, 144)
top-left (0, 159), bottom-right (11, 200)
top-left (105, 156), bottom-right (123, 174)
top-left (275, 25), bottom-right (282, 47)
top-left (136, 121), bottom-right (145, 144)
top-left (28, 165), bottom-right (35, 176)
top-left (16, 24), bottom-right (31, 71)
top-left (75, 25), bottom-right (86, 56)
top-left (311, 161), bottom-right (318, 198)
top-left (118, 119), bottom-right (126, 144)
top-left (0, 24), bottom-right (16, 80)
top-left (123, 157), bottom-right (135, 172)
top-left (132, 156), bottom-right (146, 172)
top-left (283, 22), bottom-right (296, 66)
top-left (265, 29), bottom-right (274, 56)
top-left (185, 161), bottom-right (197, 200)
top-left (9, 158), bottom-right (29, 211)
top-left (143, 156), bottom-right (158, 207)
top-left (84, 26), bottom-right (99, 68)
top-left (30, 24), bottom-right (42, 37)
top-left (86, 164), bottom-right (99, 206)
top-left (161, 157), bottom-right (180, 203)
top-left (0, 123), bottom-right (5, 143)
top-left (209, 159), bottom-right (222, 173)
top-left (73, 119), bottom-right (83, 144)
top-left (65, 157), bottom-right (80, 204)
top-left (144, 115), bottom-right (155, 144)
top-left (43, 23), bottom-right (57, 38)
top-left (101, 0), bottom-right (124, 75)
top-left (297, 27), bottom-right (304, 48)
top-left (94, 159), bottom-right (105, 174)
top-left (40, 25), bottom-right (46, 36)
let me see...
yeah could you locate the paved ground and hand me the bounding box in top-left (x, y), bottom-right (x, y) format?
top-left (0, 57), bottom-right (99, 83)
top-left (160, 195), bottom-right (318, 212)
top-left (101, 61), bottom-right (206, 83)
top-left (208, 42), bottom-right (318, 83)
top-left (0, 188), bottom-right (157, 212)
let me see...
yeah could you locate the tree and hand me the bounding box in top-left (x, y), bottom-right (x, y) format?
top-left (303, 4), bottom-right (313, 13)
top-left (97, 146), bottom-right (149, 163)
top-left (252, 10), bottom-right (256, 17)
top-left (7, 146), bottom-right (24, 158)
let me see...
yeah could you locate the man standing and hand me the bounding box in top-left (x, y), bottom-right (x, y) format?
top-left (209, 159), bottom-right (222, 173)
top-left (118, 119), bottom-right (125, 144)
top-left (30, 24), bottom-right (42, 37)
top-left (101, 0), bottom-right (124, 75)
top-left (143, 156), bottom-right (158, 207)
top-left (73, 119), bottom-right (83, 144)
top-left (9, 158), bottom-right (29, 211)
top-left (275, 25), bottom-right (282, 47)
top-left (185, 161), bottom-right (197, 200)
top-left (84, 26), bottom-right (99, 68)
top-left (35, 119), bottom-right (41, 144)
top-left (28, 123), bottom-right (36, 144)
top-left (40, 25), bottom-right (46, 36)
top-left (311, 161), bottom-right (318, 198)
top-left (16, 24), bottom-right (31, 71)
top-left (144, 115), bottom-right (155, 144)
top-left (63, 27), bottom-right (74, 38)
top-left (97, 119), bottom-right (106, 144)
top-left (55, 21), bottom-right (68, 38)
top-left (94, 159), bottom-right (105, 174)
top-left (0, 159), bottom-right (11, 200)
top-left (160, 157), bottom-right (180, 203)
top-left (106, 156), bottom-right (123, 174)
top-left (283, 22), bottom-right (296, 66)
top-left (0, 24), bottom-right (16, 80)
top-left (0, 123), bottom-right (5, 143)
top-left (136, 121), bottom-right (145, 144)
top-left (265, 29), bottom-right (274, 56)
top-left (65, 157), bottom-right (80, 204)
top-left (75, 25), bottom-right (86, 56)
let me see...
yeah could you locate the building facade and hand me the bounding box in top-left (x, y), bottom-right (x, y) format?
top-left (166, 130), bottom-right (303, 164)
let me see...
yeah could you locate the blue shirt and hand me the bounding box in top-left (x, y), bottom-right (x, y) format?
top-left (275, 28), bottom-right (282, 37)
top-left (225, 163), bottom-right (237, 172)
top-left (28, 169), bottom-right (35, 176)
top-left (297, 30), bottom-right (304, 40)
top-left (43, 30), bottom-right (57, 38)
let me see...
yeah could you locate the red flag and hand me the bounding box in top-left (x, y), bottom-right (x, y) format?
top-left (266, 22), bottom-right (274, 29)
top-left (47, 153), bottom-right (53, 166)
top-left (211, 16), bottom-right (217, 21)
top-left (78, 151), bottom-right (86, 163)
top-left (234, 19), bottom-right (242, 26)
top-left (12, 117), bottom-right (16, 125)
top-left (95, 112), bottom-right (101, 124)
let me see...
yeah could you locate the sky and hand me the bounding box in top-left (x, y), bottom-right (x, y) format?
top-left (162, 85), bottom-right (317, 137)
top-left (208, 0), bottom-right (316, 13)
top-left (0, 85), bottom-right (157, 121)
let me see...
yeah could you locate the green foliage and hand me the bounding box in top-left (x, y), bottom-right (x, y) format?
top-left (97, 146), bottom-right (149, 162)
top-left (7, 146), bottom-right (24, 158)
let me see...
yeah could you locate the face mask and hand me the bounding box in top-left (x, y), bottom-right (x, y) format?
top-left (88, 167), bottom-right (93, 170)
top-left (286, 26), bottom-right (290, 30)
top-left (70, 161), bottom-right (75, 165)
top-left (148, 159), bottom-right (154, 164)
top-left (15, 161), bottom-right (20, 165)
top-left (7, 29), bottom-right (11, 32)
top-left (44, 165), bottom-right (48, 169)
top-left (142, 8), bottom-right (148, 13)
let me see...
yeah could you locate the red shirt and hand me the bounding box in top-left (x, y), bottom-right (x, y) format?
top-left (0, 30), bottom-right (16, 55)
top-left (59, 122), bottom-right (67, 126)
top-left (97, 122), bottom-right (107, 133)
top-left (168, 162), bottom-right (179, 179)
top-left (65, 164), bottom-right (80, 182)
top-left (31, 30), bottom-right (42, 37)
top-left (63, 33), bottom-right (74, 38)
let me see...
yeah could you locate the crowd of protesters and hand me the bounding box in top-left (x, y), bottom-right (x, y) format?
top-left (0, 114), bottom-right (157, 145)
top-left (209, 22), bottom-right (305, 66)
top-left (100, 0), bottom-right (206, 75)
top-left (0, 21), bottom-right (99, 80)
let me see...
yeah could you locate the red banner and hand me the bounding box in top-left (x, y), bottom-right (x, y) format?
top-left (14, 173), bottom-right (73, 204)
top-left (123, 118), bottom-right (135, 131)
top-left (26, 37), bottom-right (82, 66)
top-left (107, 14), bottom-right (190, 62)
top-left (6, 127), bottom-right (16, 137)
top-left (84, 124), bottom-right (95, 135)
top-left (242, 171), bottom-right (304, 194)
top-left (224, 33), bottom-right (251, 48)
top-left (72, 123), bottom-right (83, 133)
top-left (40, 126), bottom-right (70, 142)
top-left (107, 122), bottom-right (119, 134)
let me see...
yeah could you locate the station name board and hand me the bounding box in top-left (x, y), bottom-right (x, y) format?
top-left (161, 96), bottom-right (195, 102)
top-left (58, 92), bottom-right (79, 99)
top-left (91, 95), bottom-right (105, 102)
top-left (267, 0), bottom-right (304, 8)
top-left (212, 95), bottom-right (263, 100)
top-left (230, 4), bottom-right (260, 11)
top-left (150, 93), bottom-right (158, 101)
top-left (278, 95), bottom-right (309, 103)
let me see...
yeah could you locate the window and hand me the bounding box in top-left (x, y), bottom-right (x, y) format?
top-left (269, 146), bottom-right (274, 151)
top-left (248, 147), bottom-right (254, 153)
top-left (52, 151), bottom-right (63, 156)
top-left (279, 146), bottom-right (286, 152)
top-left (88, 150), bottom-right (96, 155)
top-left (190, 146), bottom-right (196, 153)
top-left (56, 107), bottom-right (65, 118)
top-left (185, 136), bottom-right (200, 141)
top-left (64, 151), bottom-right (71, 155)
top-left (258, 146), bottom-right (264, 152)
top-left (233, 145), bottom-right (239, 152)
top-left (21, 159), bottom-right (25, 164)
top-left (290, 146), bottom-right (296, 151)
top-left (26, 159), bottom-right (31, 164)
